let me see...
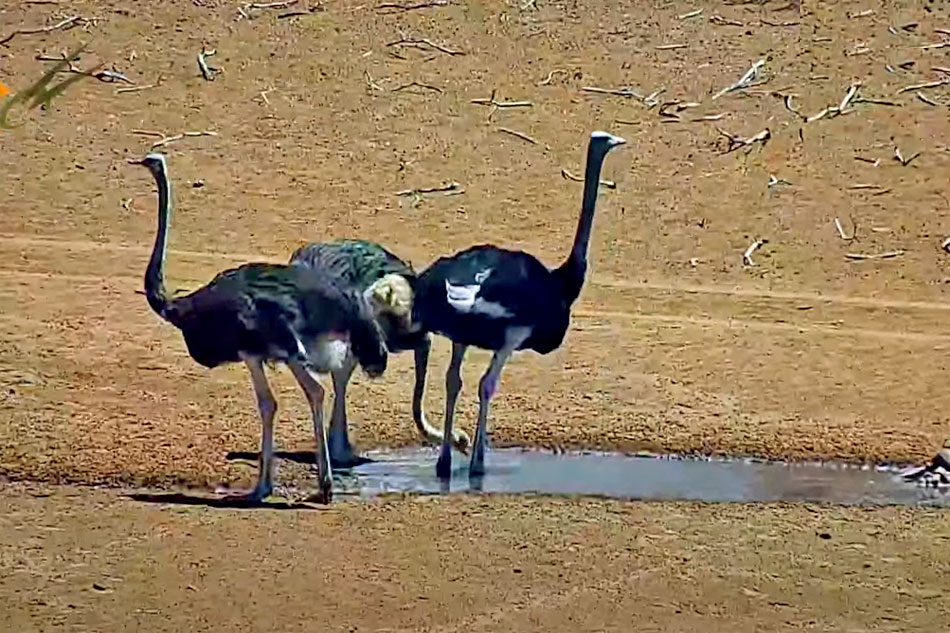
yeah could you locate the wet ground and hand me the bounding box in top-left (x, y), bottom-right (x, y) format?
top-left (203, 446), bottom-right (950, 507)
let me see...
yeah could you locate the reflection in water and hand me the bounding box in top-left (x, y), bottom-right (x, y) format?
top-left (323, 448), bottom-right (950, 507)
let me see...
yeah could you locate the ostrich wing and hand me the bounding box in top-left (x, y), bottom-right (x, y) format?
top-left (290, 239), bottom-right (416, 291)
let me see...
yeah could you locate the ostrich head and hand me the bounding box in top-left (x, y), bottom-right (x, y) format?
top-left (589, 130), bottom-right (626, 154)
top-left (364, 273), bottom-right (428, 353)
top-left (127, 153), bottom-right (168, 174)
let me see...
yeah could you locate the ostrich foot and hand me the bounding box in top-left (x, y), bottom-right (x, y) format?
top-left (327, 429), bottom-right (370, 470)
top-left (313, 477), bottom-right (333, 505)
top-left (435, 448), bottom-right (453, 480)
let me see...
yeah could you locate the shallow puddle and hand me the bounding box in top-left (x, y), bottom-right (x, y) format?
top-left (325, 447), bottom-right (950, 507)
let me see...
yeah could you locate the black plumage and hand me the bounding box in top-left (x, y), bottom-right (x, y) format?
top-left (289, 239), bottom-right (471, 466)
top-left (131, 153), bottom-right (388, 504)
top-left (411, 131), bottom-right (626, 480)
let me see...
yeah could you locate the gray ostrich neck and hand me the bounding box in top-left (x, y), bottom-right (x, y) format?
top-left (554, 144), bottom-right (607, 305)
top-left (144, 164), bottom-right (172, 317)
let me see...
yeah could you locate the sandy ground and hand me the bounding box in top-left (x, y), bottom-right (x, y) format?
top-left (2, 483), bottom-right (950, 633)
top-left (3, 0), bottom-right (950, 630)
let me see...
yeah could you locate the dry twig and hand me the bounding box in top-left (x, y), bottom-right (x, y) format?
top-left (711, 58), bottom-right (766, 100)
top-left (743, 238), bottom-right (767, 266)
top-left (198, 49), bottom-right (219, 81)
top-left (133, 129), bottom-right (219, 149)
top-left (239, 0), bottom-right (299, 18)
top-left (395, 182), bottom-right (462, 196)
top-left (845, 250), bottom-right (904, 261)
top-left (538, 69), bottom-right (567, 85)
top-left (392, 81), bottom-right (443, 93)
top-left (471, 89), bottom-right (531, 119)
top-left (581, 85), bottom-right (643, 99)
top-left (116, 76), bottom-right (163, 94)
top-left (0, 15), bottom-right (83, 47)
top-left (497, 126), bottom-right (543, 146)
top-left (834, 217), bottom-right (855, 241)
top-left (716, 127), bottom-right (770, 154)
top-left (386, 36), bottom-right (464, 56)
top-left (896, 78), bottom-right (948, 95)
top-left (376, 1), bottom-right (450, 12)
top-left (561, 169), bottom-right (615, 188)
top-left (894, 146), bottom-right (921, 166)
top-left (710, 15), bottom-right (743, 26)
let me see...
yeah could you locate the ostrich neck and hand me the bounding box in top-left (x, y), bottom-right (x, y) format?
top-left (144, 164), bottom-right (172, 318)
top-left (554, 144), bottom-right (607, 306)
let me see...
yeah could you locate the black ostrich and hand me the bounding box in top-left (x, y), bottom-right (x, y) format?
top-left (411, 131), bottom-right (626, 480)
top-left (289, 239), bottom-right (471, 467)
top-left (129, 153), bottom-right (388, 504)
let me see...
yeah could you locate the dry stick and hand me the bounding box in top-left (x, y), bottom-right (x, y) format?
top-left (716, 127), bottom-right (770, 154)
top-left (768, 174), bottom-right (790, 187)
top-left (242, 0), bottom-right (298, 15)
top-left (678, 8), bottom-right (703, 19)
top-left (691, 113), bottom-right (727, 122)
top-left (198, 49), bottom-right (219, 81)
top-left (364, 71), bottom-right (384, 92)
top-left (743, 239), bottom-right (767, 266)
top-left (561, 169), bottom-right (615, 189)
top-left (471, 89), bottom-right (532, 119)
top-left (497, 127), bottom-right (540, 145)
top-left (917, 91), bottom-right (940, 106)
top-left (848, 9), bottom-right (874, 18)
top-left (710, 15), bottom-right (743, 26)
top-left (941, 237), bottom-right (950, 253)
top-left (132, 129), bottom-right (218, 149)
top-left (0, 15), bottom-right (82, 46)
top-left (783, 94), bottom-right (806, 120)
top-left (845, 250), bottom-right (904, 261)
top-left (896, 79), bottom-right (948, 94)
top-left (657, 100), bottom-right (701, 120)
top-left (395, 182), bottom-right (462, 196)
top-left (834, 217), bottom-right (855, 241)
top-left (656, 43), bottom-right (687, 50)
top-left (376, 1), bottom-right (450, 12)
top-left (805, 82), bottom-right (862, 122)
top-left (386, 37), bottom-right (464, 56)
top-left (538, 69), bottom-right (567, 85)
top-left (711, 58), bottom-right (765, 100)
top-left (35, 52), bottom-right (132, 84)
top-left (581, 85), bottom-right (643, 99)
top-left (392, 81), bottom-right (443, 93)
top-left (854, 155), bottom-right (881, 166)
top-left (894, 146), bottom-right (921, 166)
top-left (920, 41), bottom-right (950, 50)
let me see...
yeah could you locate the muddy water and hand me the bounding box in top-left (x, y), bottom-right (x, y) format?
top-left (324, 448), bottom-right (950, 508)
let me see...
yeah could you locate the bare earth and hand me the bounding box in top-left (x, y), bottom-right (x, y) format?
top-left (2, 0), bottom-right (950, 630)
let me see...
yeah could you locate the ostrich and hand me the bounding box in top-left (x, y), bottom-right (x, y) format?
top-left (129, 153), bottom-right (389, 504)
top-left (411, 131), bottom-right (626, 479)
top-left (289, 239), bottom-right (471, 467)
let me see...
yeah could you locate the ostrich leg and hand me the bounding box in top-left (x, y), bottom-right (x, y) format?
top-left (435, 342), bottom-right (467, 479)
top-left (469, 327), bottom-right (531, 478)
top-left (230, 356), bottom-right (277, 502)
top-left (288, 361), bottom-right (333, 503)
top-left (413, 336), bottom-right (471, 454)
top-left (327, 354), bottom-right (361, 468)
